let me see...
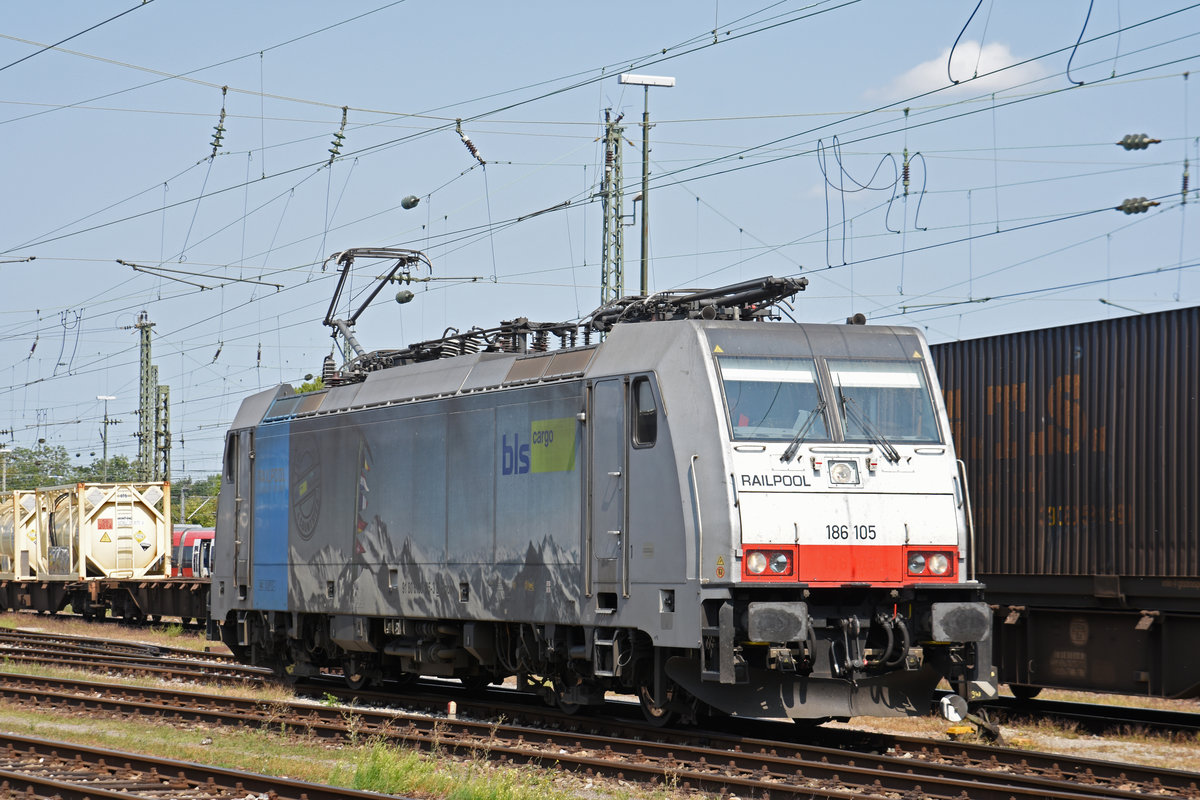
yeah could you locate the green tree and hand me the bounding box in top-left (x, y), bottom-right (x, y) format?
top-left (296, 376), bottom-right (325, 393)
top-left (73, 454), bottom-right (140, 483)
top-left (171, 473), bottom-right (221, 527)
top-left (1, 444), bottom-right (73, 489)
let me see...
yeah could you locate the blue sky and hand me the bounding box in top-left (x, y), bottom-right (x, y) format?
top-left (1, 1), bottom-right (1197, 477)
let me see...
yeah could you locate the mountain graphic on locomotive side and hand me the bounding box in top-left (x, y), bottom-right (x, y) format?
top-left (209, 249), bottom-right (995, 723)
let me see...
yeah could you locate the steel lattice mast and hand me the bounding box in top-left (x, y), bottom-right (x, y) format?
top-left (599, 109), bottom-right (625, 307)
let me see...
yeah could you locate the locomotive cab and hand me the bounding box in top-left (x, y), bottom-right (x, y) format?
top-left (651, 322), bottom-right (996, 719)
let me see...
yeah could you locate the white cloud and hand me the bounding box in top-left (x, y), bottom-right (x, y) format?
top-left (868, 41), bottom-right (1050, 101)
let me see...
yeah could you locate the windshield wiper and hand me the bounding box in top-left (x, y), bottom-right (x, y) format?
top-left (838, 388), bottom-right (901, 463)
top-left (780, 399), bottom-right (826, 463)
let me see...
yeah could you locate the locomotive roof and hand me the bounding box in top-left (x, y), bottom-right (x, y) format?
top-left (233, 317), bottom-right (930, 430)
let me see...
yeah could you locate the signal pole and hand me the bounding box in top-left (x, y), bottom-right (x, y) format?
top-left (97, 395), bottom-right (116, 481)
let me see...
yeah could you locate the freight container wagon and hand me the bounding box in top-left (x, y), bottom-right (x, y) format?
top-left (35, 482), bottom-right (171, 580)
top-left (930, 306), bottom-right (1200, 698)
top-left (0, 483), bottom-right (207, 624)
top-left (0, 491), bottom-right (38, 580)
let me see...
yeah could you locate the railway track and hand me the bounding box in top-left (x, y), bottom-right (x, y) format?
top-left (1, 670), bottom-right (1197, 799)
top-left (0, 628), bottom-right (236, 661)
top-left (2, 629), bottom-right (1199, 797)
top-left (0, 731), bottom-right (395, 800)
top-left (985, 694), bottom-right (1200, 737)
top-left (0, 628), bottom-right (267, 681)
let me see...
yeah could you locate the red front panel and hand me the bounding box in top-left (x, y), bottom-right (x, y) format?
top-left (797, 544), bottom-right (904, 583)
top-left (742, 544), bottom-right (959, 585)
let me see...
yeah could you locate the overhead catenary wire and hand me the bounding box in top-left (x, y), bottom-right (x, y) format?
top-left (5, 3), bottom-right (1199, 462)
top-left (7, 4), bottom-right (1193, 263)
top-left (0, 0), bottom-right (154, 75)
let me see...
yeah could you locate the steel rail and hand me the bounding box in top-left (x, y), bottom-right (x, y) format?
top-left (0, 731), bottom-right (402, 800)
top-left (0, 671), bottom-right (1188, 800)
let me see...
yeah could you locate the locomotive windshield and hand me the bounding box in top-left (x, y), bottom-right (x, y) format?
top-left (827, 359), bottom-right (941, 444)
top-left (718, 356), bottom-right (829, 441)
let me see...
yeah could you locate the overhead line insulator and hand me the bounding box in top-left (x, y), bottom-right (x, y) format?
top-left (1115, 197), bottom-right (1160, 214)
top-left (455, 118), bottom-right (486, 166)
top-left (328, 106), bottom-right (348, 165)
top-left (1117, 133), bottom-right (1160, 151)
top-left (210, 86), bottom-right (228, 158)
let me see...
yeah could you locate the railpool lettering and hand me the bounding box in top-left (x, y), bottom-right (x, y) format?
top-left (739, 473), bottom-right (809, 488)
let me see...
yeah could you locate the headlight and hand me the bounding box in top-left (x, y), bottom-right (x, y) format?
top-left (927, 552), bottom-right (951, 575)
top-left (907, 553), bottom-right (926, 574)
top-left (769, 551), bottom-right (790, 574)
top-left (829, 461), bottom-right (859, 484)
top-left (746, 551), bottom-right (768, 574)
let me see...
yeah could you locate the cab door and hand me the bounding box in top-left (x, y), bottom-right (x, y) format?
top-left (588, 378), bottom-right (627, 601)
top-left (232, 429), bottom-right (253, 592)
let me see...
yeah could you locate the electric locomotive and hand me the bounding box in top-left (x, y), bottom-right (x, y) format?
top-left (209, 249), bottom-right (995, 722)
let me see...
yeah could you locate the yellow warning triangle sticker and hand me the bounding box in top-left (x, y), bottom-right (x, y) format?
top-left (912, 350), bottom-right (923, 359)
top-left (713, 345), bottom-right (724, 353)
top-left (99, 532), bottom-right (111, 543)
top-left (716, 556), bottom-right (725, 566)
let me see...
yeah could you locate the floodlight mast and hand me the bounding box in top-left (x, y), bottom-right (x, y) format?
top-left (618, 73), bottom-right (675, 296)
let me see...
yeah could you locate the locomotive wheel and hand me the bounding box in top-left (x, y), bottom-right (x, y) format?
top-left (342, 657), bottom-right (376, 690)
top-left (551, 680), bottom-right (582, 714)
top-left (344, 670), bottom-right (371, 691)
top-left (637, 681), bottom-right (677, 727)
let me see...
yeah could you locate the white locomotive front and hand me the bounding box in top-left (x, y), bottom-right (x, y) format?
top-left (210, 265), bottom-right (994, 723)
top-left (651, 318), bottom-right (995, 720)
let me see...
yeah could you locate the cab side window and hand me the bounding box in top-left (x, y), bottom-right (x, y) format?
top-left (223, 434), bottom-right (237, 483)
top-left (632, 377), bottom-right (658, 446)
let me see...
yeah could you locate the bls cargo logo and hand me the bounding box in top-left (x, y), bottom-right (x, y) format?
top-left (502, 417), bottom-right (576, 475)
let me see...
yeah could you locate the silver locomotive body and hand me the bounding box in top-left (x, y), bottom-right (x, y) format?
top-left (211, 312), bottom-right (994, 721)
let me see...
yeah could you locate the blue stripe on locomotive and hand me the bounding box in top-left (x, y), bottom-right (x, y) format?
top-left (253, 423), bottom-right (290, 609)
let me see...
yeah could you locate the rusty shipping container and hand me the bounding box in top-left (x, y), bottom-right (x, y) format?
top-left (930, 307), bottom-right (1200, 697)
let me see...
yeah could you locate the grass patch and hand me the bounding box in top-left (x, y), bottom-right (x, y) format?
top-left (333, 739), bottom-right (563, 799)
top-left (0, 704), bottom-right (676, 800)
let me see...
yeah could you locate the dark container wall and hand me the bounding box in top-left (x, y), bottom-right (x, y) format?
top-left (931, 307), bottom-right (1200, 581)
